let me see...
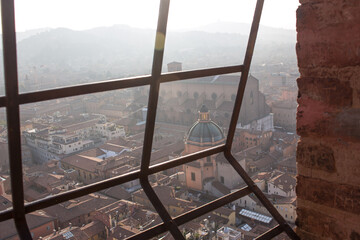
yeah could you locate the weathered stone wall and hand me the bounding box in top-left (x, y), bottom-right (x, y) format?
top-left (296, 0), bottom-right (360, 239)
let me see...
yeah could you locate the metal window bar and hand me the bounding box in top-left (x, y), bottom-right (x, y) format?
top-left (0, 0), bottom-right (300, 239)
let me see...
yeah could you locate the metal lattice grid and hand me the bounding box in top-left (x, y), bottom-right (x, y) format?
top-left (0, 0), bottom-right (300, 239)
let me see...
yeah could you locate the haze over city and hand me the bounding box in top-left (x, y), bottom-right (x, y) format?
top-left (0, 1), bottom-right (300, 239)
top-left (13, 0), bottom-right (299, 32)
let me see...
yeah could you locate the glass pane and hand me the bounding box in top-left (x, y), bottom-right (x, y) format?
top-left (152, 73), bottom-right (241, 165)
top-left (147, 155), bottom-right (230, 224)
top-left (0, 108), bottom-right (11, 213)
top-left (152, 231), bottom-right (171, 240)
top-left (29, 185), bottom-right (163, 239)
top-left (163, 0), bottom-right (255, 72)
top-left (234, 193), bottom-right (295, 239)
top-left (20, 86), bottom-right (149, 202)
top-left (252, 0), bottom-right (298, 68)
top-left (177, 201), bottom-right (279, 240)
top-left (177, 194), bottom-right (290, 239)
top-left (15, 0), bottom-right (159, 93)
top-left (0, 9), bottom-right (3, 96)
top-left (247, 0), bottom-right (299, 220)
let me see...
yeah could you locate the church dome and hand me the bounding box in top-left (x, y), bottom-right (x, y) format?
top-left (186, 105), bottom-right (225, 146)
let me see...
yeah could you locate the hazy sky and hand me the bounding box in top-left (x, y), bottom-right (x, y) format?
top-left (13, 0), bottom-right (299, 32)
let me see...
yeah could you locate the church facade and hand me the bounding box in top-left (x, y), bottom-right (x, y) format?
top-left (157, 62), bottom-right (271, 128)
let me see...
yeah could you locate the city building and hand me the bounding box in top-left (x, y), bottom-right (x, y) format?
top-left (267, 173), bottom-right (296, 197)
top-left (42, 221), bottom-right (106, 240)
top-left (216, 226), bottom-right (243, 240)
top-left (182, 105), bottom-right (225, 191)
top-left (158, 63), bottom-right (272, 129)
top-left (215, 154), bottom-right (246, 190)
top-left (0, 211), bottom-right (56, 240)
top-left (24, 114), bottom-right (125, 162)
top-left (132, 185), bottom-right (196, 217)
top-left (271, 101), bottom-right (297, 131)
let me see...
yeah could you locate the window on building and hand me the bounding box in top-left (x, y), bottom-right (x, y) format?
top-left (220, 176), bottom-right (224, 184)
top-left (191, 172), bottom-right (196, 181)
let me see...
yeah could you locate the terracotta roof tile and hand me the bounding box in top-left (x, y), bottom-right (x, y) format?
top-left (269, 173), bottom-right (296, 193)
top-left (81, 220), bottom-right (106, 238)
top-left (61, 154), bottom-right (103, 173)
top-left (211, 180), bottom-right (231, 195)
top-left (0, 211), bottom-right (55, 239)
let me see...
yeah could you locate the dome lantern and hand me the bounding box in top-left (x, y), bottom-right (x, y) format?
top-left (185, 105), bottom-right (225, 147)
top-left (199, 105), bottom-right (210, 122)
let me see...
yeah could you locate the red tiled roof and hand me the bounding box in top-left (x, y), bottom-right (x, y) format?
top-left (133, 185), bottom-right (195, 211)
top-left (109, 225), bottom-right (140, 239)
top-left (99, 142), bottom-right (126, 153)
top-left (81, 220), bottom-right (106, 238)
top-left (43, 194), bottom-right (117, 225)
top-left (102, 185), bottom-right (131, 200)
top-left (0, 211), bottom-right (55, 239)
top-left (61, 154), bottom-right (103, 173)
top-left (211, 180), bottom-right (231, 195)
top-left (80, 148), bottom-right (107, 158)
top-left (269, 173), bottom-right (296, 193)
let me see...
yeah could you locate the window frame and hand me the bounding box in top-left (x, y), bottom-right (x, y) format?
top-left (0, 0), bottom-right (299, 239)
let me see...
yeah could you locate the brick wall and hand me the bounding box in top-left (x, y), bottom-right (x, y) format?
top-left (296, 0), bottom-right (360, 239)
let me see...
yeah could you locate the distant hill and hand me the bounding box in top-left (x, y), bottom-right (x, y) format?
top-left (16, 25), bottom-right (156, 75)
top-left (16, 28), bottom-right (52, 42)
top-left (0, 22), bottom-right (297, 92)
top-left (0, 28), bottom-right (50, 49)
top-left (190, 21), bottom-right (296, 44)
